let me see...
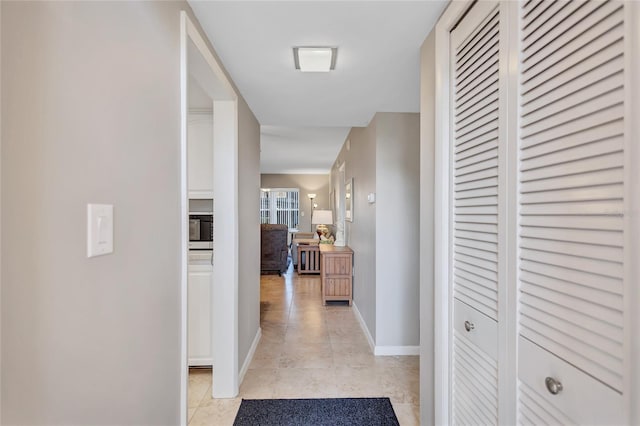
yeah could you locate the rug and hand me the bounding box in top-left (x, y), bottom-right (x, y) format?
top-left (233, 397), bottom-right (400, 426)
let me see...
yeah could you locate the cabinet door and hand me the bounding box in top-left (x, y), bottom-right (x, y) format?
top-left (188, 112), bottom-right (214, 198)
top-left (323, 254), bottom-right (352, 276)
top-left (517, 0), bottom-right (626, 422)
top-left (188, 268), bottom-right (212, 366)
top-left (450, 1), bottom-right (502, 424)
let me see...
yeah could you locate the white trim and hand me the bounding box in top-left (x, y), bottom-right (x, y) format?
top-left (188, 107), bottom-right (214, 115)
top-left (188, 190), bottom-right (215, 200)
top-left (0, 2), bottom-right (3, 419)
top-left (625, 2), bottom-right (640, 424)
top-left (433, 2), bottom-right (472, 425)
top-left (0, 0), bottom-right (3, 420)
top-left (185, 16), bottom-right (235, 101)
top-left (180, 10), bottom-right (240, 420)
top-left (239, 327), bottom-right (262, 384)
top-left (179, 12), bottom-right (189, 426)
top-left (374, 346), bottom-right (420, 356)
top-left (498, 2), bottom-right (519, 424)
top-left (352, 302), bottom-right (375, 353)
top-left (211, 99), bottom-right (239, 398)
top-left (189, 358), bottom-right (213, 367)
top-left (352, 303), bottom-right (418, 356)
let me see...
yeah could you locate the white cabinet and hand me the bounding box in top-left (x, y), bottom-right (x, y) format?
top-left (188, 111), bottom-right (214, 199)
top-left (188, 262), bottom-right (212, 366)
top-left (437, 0), bottom-right (637, 424)
top-left (516, 1), bottom-right (627, 423)
top-left (449, 2), bottom-right (502, 424)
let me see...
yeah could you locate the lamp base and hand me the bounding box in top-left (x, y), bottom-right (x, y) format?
top-left (316, 224), bottom-right (329, 239)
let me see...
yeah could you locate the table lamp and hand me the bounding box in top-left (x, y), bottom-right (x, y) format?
top-left (311, 210), bottom-right (333, 239)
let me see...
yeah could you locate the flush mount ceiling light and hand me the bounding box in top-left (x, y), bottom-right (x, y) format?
top-left (293, 47), bottom-right (337, 72)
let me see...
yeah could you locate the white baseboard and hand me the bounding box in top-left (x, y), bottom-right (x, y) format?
top-left (352, 302), bottom-right (420, 356)
top-left (239, 327), bottom-right (261, 384)
top-left (374, 345), bottom-right (420, 356)
top-left (352, 302), bottom-right (375, 353)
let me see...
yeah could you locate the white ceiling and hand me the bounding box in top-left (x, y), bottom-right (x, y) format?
top-left (188, 1), bottom-right (447, 173)
top-left (261, 126), bottom-right (352, 174)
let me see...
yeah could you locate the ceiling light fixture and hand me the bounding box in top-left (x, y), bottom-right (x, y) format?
top-left (293, 47), bottom-right (337, 72)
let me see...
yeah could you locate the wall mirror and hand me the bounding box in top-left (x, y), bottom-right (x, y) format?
top-left (345, 178), bottom-right (353, 222)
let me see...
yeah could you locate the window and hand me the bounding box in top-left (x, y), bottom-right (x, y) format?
top-left (260, 188), bottom-right (299, 229)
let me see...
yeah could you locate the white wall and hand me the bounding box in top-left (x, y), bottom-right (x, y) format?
top-left (1, 1), bottom-right (261, 423)
top-left (375, 113), bottom-right (421, 348)
top-left (419, 29), bottom-right (436, 426)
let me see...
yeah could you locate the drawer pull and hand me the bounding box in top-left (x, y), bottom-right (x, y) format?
top-left (464, 320), bottom-right (475, 332)
top-left (545, 377), bottom-right (563, 395)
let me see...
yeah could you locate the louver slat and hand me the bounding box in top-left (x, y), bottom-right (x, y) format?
top-left (453, 0), bottom-right (501, 317)
top-left (453, 330), bottom-right (499, 425)
top-left (522, 1), bottom-right (579, 46)
top-left (451, 4), bottom-right (501, 424)
top-left (518, 381), bottom-right (575, 425)
top-left (519, 0), bottom-right (625, 396)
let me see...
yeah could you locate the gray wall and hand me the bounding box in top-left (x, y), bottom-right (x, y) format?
top-left (260, 174), bottom-right (330, 232)
top-left (1, 1), bottom-right (260, 424)
top-left (420, 30), bottom-right (436, 426)
top-left (237, 96), bottom-right (261, 371)
top-left (332, 123), bottom-right (377, 341)
top-left (1, 2), bottom-right (182, 423)
top-left (331, 113), bottom-right (420, 349)
top-left (375, 113), bottom-right (420, 347)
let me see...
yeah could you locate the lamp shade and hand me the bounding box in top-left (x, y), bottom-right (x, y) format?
top-left (312, 210), bottom-right (333, 225)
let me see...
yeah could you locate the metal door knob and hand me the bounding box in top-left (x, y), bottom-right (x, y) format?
top-left (545, 377), bottom-right (563, 395)
top-left (464, 320), bottom-right (475, 332)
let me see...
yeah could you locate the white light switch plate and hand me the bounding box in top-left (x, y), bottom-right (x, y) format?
top-left (87, 204), bottom-right (113, 258)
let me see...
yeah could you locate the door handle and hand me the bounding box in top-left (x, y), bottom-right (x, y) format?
top-left (545, 377), bottom-right (563, 395)
top-left (464, 320), bottom-right (475, 332)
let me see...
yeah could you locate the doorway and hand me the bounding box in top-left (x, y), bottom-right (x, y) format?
top-left (180, 11), bottom-right (240, 425)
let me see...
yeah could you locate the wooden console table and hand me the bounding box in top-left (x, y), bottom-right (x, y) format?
top-left (297, 240), bottom-right (320, 274)
top-left (319, 245), bottom-right (354, 305)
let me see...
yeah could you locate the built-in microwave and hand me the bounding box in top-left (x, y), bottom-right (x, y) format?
top-left (189, 214), bottom-right (213, 249)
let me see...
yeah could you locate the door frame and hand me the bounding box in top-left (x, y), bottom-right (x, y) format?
top-left (432, 3), bottom-right (473, 424)
top-left (179, 10), bottom-right (239, 425)
top-left (432, 1), bottom-right (519, 424)
top-left (625, 3), bottom-right (640, 424)
top-left (433, 1), bottom-right (640, 425)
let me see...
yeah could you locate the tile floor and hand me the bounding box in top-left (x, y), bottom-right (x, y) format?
top-left (188, 263), bottom-right (420, 425)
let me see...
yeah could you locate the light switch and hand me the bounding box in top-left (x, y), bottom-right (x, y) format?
top-left (87, 204), bottom-right (113, 258)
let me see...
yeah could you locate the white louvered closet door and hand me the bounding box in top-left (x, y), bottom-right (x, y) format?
top-left (517, 0), bottom-right (626, 424)
top-left (450, 2), bottom-right (503, 425)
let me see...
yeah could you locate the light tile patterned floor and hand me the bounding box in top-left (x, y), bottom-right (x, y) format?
top-left (188, 263), bottom-right (420, 425)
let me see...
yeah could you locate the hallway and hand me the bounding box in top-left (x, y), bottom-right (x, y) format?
top-left (187, 264), bottom-right (419, 425)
